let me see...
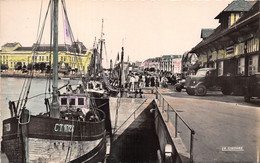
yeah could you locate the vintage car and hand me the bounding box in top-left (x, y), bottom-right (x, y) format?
top-left (184, 68), bottom-right (217, 96)
top-left (184, 68), bottom-right (247, 96)
top-left (244, 73), bottom-right (260, 102)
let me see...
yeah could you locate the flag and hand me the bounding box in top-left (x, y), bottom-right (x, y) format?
top-left (63, 16), bottom-right (71, 45)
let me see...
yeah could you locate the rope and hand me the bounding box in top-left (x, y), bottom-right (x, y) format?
top-left (16, 77), bottom-right (28, 110)
top-left (45, 0), bottom-right (54, 99)
top-left (17, 0), bottom-right (52, 115)
top-left (14, 93), bottom-right (52, 103)
top-left (61, 0), bottom-right (84, 77)
top-left (36, 0), bottom-right (43, 41)
top-left (65, 119), bottom-right (74, 162)
top-left (113, 97), bottom-right (121, 133)
top-left (61, 4), bottom-right (66, 45)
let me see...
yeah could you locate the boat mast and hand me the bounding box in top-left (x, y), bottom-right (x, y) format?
top-left (51, 0), bottom-right (60, 118)
top-left (119, 47), bottom-right (124, 91)
top-left (99, 19), bottom-right (104, 72)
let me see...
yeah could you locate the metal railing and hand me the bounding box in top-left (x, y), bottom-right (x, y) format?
top-left (113, 98), bottom-right (148, 135)
top-left (155, 89), bottom-right (195, 163)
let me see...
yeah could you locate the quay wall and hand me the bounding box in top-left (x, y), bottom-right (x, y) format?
top-left (108, 97), bottom-right (185, 162)
top-left (0, 71), bottom-right (81, 79)
top-left (153, 100), bottom-right (183, 163)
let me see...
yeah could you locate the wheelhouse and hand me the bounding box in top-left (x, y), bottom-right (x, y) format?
top-left (59, 95), bottom-right (90, 112)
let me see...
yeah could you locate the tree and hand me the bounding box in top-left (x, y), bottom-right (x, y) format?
top-left (27, 63), bottom-right (33, 70)
top-left (1, 64), bottom-right (9, 70)
top-left (22, 65), bottom-right (27, 73)
top-left (39, 62), bottom-right (46, 73)
top-left (46, 65), bottom-right (51, 73)
top-left (65, 63), bottom-right (71, 73)
top-left (14, 62), bottom-right (22, 70)
top-left (34, 63), bottom-right (40, 70)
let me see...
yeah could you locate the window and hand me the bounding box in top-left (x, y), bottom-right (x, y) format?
top-left (218, 61), bottom-right (223, 76)
top-left (238, 58), bottom-right (245, 75)
top-left (61, 98), bottom-right (67, 105)
top-left (78, 98), bottom-right (84, 105)
top-left (235, 43), bottom-right (245, 55)
top-left (46, 56), bottom-right (49, 61)
top-left (247, 38), bottom-right (259, 53)
top-left (61, 56), bottom-right (63, 62)
top-left (228, 15), bottom-right (231, 27)
top-left (69, 98), bottom-right (75, 105)
top-left (248, 55), bottom-right (258, 75)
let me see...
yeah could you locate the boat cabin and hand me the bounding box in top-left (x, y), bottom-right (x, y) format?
top-left (59, 94), bottom-right (90, 111)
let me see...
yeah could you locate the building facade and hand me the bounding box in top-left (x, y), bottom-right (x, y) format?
top-left (0, 42), bottom-right (92, 73)
top-left (190, 0), bottom-right (259, 77)
top-left (160, 55), bottom-right (182, 73)
top-left (141, 55), bottom-right (182, 73)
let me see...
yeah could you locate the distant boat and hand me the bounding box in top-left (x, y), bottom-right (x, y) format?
top-left (84, 21), bottom-right (119, 97)
top-left (2, 0), bottom-right (107, 162)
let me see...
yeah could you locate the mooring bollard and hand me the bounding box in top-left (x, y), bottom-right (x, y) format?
top-left (165, 144), bottom-right (173, 163)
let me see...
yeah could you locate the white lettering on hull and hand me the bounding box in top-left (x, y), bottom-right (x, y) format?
top-left (54, 124), bottom-right (74, 132)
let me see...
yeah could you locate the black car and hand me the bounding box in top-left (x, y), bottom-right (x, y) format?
top-left (244, 73), bottom-right (260, 102)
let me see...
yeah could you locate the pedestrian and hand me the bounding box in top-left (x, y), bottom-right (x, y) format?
top-left (130, 74), bottom-right (135, 92)
top-left (151, 76), bottom-right (155, 87)
top-left (145, 75), bottom-right (149, 87)
top-left (139, 75), bottom-right (145, 88)
top-left (66, 85), bottom-right (73, 94)
top-left (161, 76), bottom-right (168, 88)
top-left (134, 73), bottom-right (139, 90)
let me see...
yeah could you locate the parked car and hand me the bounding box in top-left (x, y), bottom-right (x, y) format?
top-left (184, 68), bottom-right (216, 95)
top-left (184, 68), bottom-right (247, 96)
top-left (174, 78), bottom-right (185, 92)
top-left (244, 73), bottom-right (260, 102)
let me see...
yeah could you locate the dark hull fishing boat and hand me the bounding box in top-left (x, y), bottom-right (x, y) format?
top-left (2, 0), bottom-right (107, 162)
top-left (2, 109), bottom-right (106, 162)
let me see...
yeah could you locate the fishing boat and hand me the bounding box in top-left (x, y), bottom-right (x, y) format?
top-left (84, 21), bottom-right (119, 98)
top-left (2, 0), bottom-right (107, 162)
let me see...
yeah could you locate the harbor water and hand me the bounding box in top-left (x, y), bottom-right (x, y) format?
top-left (0, 77), bottom-right (81, 142)
top-left (0, 77), bottom-right (162, 163)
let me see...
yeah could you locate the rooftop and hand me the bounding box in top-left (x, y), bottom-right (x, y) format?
top-left (215, 0), bottom-right (256, 19)
top-left (2, 42), bottom-right (21, 47)
top-left (191, 1), bottom-right (259, 53)
top-left (201, 29), bottom-right (215, 39)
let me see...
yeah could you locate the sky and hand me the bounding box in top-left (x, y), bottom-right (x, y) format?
top-left (0, 0), bottom-right (232, 65)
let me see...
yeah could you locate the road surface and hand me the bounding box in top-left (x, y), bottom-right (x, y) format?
top-left (159, 87), bottom-right (260, 162)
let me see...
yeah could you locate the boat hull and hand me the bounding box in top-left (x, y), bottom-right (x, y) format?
top-left (2, 114), bottom-right (106, 163)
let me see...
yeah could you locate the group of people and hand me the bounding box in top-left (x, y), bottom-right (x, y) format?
top-left (66, 84), bottom-right (84, 94)
top-left (125, 72), bottom-right (176, 92)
